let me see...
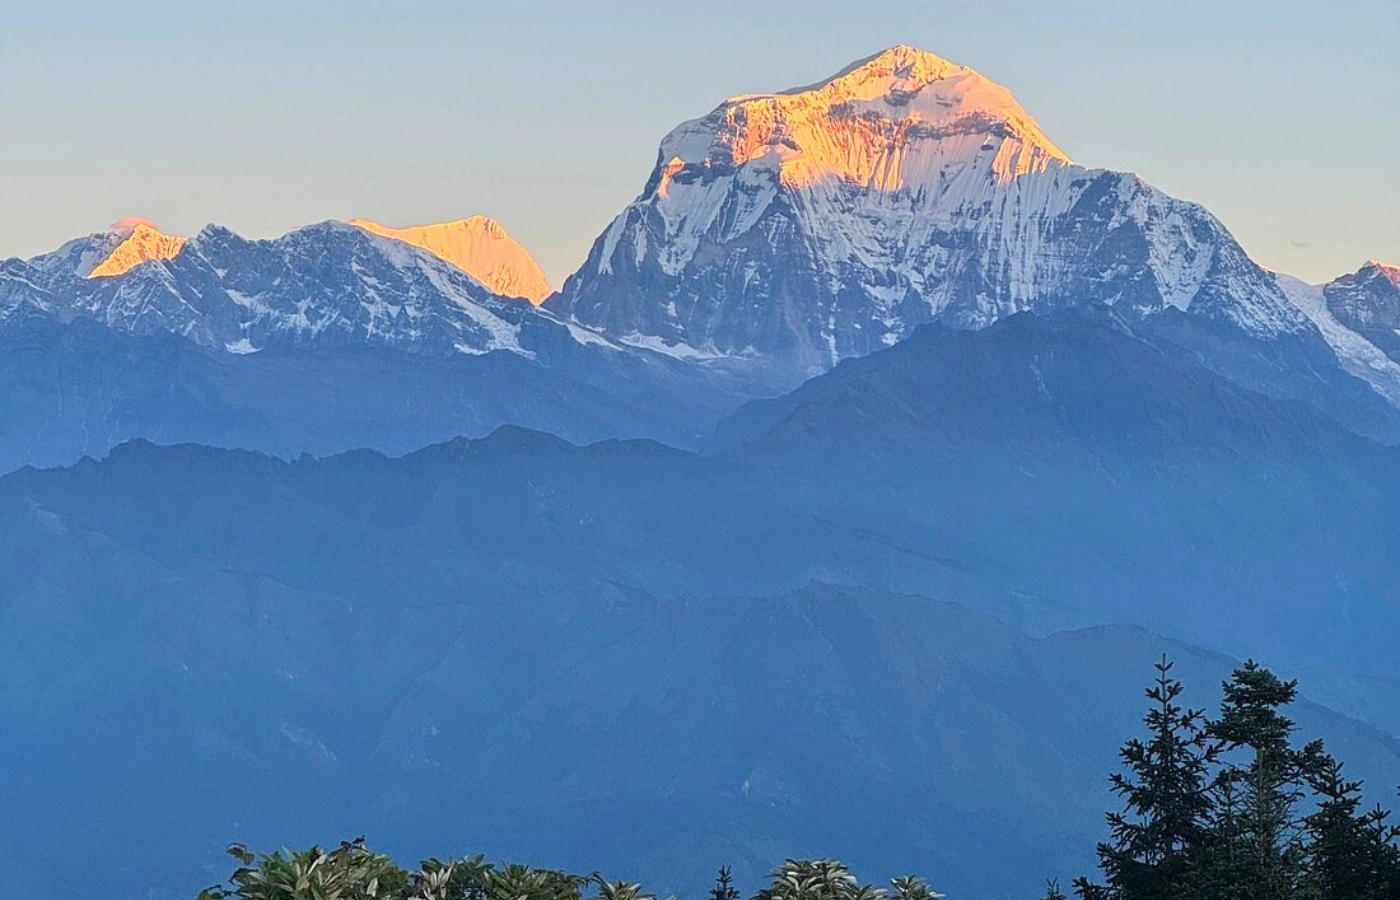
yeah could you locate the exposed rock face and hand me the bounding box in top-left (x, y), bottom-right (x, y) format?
top-left (1325, 260), bottom-right (1400, 361)
top-left (1276, 262), bottom-right (1400, 407)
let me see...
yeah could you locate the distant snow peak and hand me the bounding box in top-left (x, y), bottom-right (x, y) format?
top-left (8, 218), bottom-right (597, 361)
top-left (1332, 260), bottom-right (1400, 299)
top-left (87, 221), bottom-right (186, 278)
top-left (1275, 271), bottom-right (1400, 406)
top-left (349, 216), bottom-right (553, 304)
top-left (1362, 259), bottom-right (1400, 290)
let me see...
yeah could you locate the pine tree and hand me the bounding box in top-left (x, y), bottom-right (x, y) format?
top-left (1074, 655), bottom-right (1216, 899)
top-left (1299, 748), bottom-right (1400, 899)
top-left (1198, 662), bottom-right (1309, 899)
top-left (712, 867), bottom-right (741, 900)
top-left (1069, 880), bottom-right (1107, 900)
top-left (1069, 659), bottom-right (1400, 900)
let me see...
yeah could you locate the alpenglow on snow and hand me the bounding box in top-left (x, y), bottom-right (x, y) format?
top-left (550, 45), bottom-right (1314, 370)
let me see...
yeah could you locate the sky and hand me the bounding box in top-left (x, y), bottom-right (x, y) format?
top-left (1, 0), bottom-right (1395, 285)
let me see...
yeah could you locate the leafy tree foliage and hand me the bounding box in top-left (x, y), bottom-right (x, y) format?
top-left (198, 838), bottom-right (406, 900)
top-left (200, 851), bottom-right (945, 900)
top-left (199, 840), bottom-right (601, 900)
top-left (752, 860), bottom-right (876, 900)
top-left (889, 875), bottom-right (942, 900)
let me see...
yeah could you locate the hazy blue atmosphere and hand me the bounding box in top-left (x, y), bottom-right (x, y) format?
top-left (3, 0), bottom-right (1395, 284)
top-left (4, 5), bottom-right (1400, 897)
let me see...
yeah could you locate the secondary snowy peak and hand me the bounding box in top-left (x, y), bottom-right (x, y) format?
top-left (1, 220), bottom-right (622, 361)
top-left (1324, 260), bottom-right (1400, 317)
top-left (1275, 269), bottom-right (1400, 407)
top-left (1309, 260), bottom-right (1400, 372)
top-left (86, 219), bottom-right (186, 278)
top-left (350, 216), bottom-right (552, 304)
top-left (554, 44), bottom-right (1310, 371)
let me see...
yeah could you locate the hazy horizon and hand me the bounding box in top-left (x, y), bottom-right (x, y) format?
top-left (4, 0), bottom-right (1395, 284)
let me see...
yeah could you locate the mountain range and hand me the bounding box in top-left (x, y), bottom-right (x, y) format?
top-left (2, 46), bottom-right (1398, 467)
top-left (0, 217), bottom-right (764, 466)
top-left (1, 42), bottom-right (1397, 900)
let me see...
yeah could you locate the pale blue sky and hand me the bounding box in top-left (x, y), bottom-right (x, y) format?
top-left (2, 0), bottom-right (1395, 284)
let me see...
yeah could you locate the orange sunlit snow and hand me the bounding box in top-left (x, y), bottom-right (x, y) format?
top-left (350, 217), bottom-right (553, 304)
top-left (87, 220), bottom-right (186, 278)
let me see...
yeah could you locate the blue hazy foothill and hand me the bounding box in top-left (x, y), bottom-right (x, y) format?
top-left (1, 309), bottom-right (1398, 899)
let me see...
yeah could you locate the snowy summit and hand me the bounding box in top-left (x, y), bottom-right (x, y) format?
top-left (350, 216), bottom-right (553, 304)
top-left (553, 44), bottom-right (1309, 369)
top-left (87, 218), bottom-right (187, 278)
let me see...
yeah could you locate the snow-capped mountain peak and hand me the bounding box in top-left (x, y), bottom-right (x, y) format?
top-left (651, 43), bottom-right (1067, 209)
top-left (1282, 260), bottom-right (1400, 404)
top-left (713, 43), bottom-right (1070, 183)
top-left (86, 219), bottom-right (186, 278)
top-left (553, 44), bottom-right (1309, 371)
top-left (1275, 268), bottom-right (1400, 407)
top-left (349, 216), bottom-right (552, 304)
top-left (764, 44), bottom-right (962, 98)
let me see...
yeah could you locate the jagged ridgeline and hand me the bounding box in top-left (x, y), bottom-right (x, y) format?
top-left (3, 48), bottom-right (1400, 470)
